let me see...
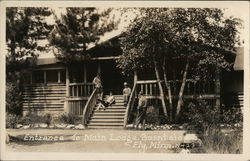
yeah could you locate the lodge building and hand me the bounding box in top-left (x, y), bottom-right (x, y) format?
top-left (21, 35), bottom-right (244, 128)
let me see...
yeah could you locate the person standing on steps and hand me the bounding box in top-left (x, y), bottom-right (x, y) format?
top-left (134, 91), bottom-right (148, 129)
top-left (123, 82), bottom-right (131, 106)
top-left (93, 73), bottom-right (103, 100)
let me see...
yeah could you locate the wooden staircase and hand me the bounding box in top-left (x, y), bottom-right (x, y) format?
top-left (232, 92), bottom-right (243, 109)
top-left (87, 95), bottom-right (126, 129)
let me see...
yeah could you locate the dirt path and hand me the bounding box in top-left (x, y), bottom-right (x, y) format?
top-left (6, 129), bottom-right (186, 153)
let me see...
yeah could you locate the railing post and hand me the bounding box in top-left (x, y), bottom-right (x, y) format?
top-left (134, 70), bottom-right (138, 83)
top-left (150, 83), bottom-right (153, 95)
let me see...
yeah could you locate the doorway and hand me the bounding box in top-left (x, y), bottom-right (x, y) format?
top-left (101, 61), bottom-right (125, 95)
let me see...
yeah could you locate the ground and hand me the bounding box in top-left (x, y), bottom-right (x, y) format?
top-left (6, 129), bottom-right (186, 153)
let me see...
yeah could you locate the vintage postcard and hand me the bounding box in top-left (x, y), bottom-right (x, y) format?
top-left (0, 1), bottom-right (249, 160)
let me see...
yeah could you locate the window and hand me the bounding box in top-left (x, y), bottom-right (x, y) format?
top-left (32, 69), bottom-right (66, 84)
top-left (33, 71), bottom-right (44, 83)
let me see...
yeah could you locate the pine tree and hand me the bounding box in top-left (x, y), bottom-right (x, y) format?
top-left (49, 7), bottom-right (118, 63)
top-left (6, 7), bottom-right (53, 115)
top-left (6, 7), bottom-right (53, 72)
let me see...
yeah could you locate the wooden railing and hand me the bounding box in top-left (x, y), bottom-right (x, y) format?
top-left (123, 83), bottom-right (138, 127)
top-left (168, 79), bottom-right (216, 95)
top-left (137, 79), bottom-right (216, 97)
top-left (69, 83), bottom-right (94, 97)
top-left (82, 88), bottom-right (98, 126)
top-left (137, 80), bottom-right (161, 96)
top-left (123, 79), bottom-right (218, 127)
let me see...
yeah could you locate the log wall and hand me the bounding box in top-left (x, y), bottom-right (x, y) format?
top-left (22, 83), bottom-right (66, 115)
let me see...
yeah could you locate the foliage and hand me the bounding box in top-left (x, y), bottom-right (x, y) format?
top-left (145, 105), bottom-right (160, 125)
top-left (179, 100), bottom-right (220, 133)
top-left (6, 114), bottom-right (22, 128)
top-left (117, 8), bottom-right (241, 75)
top-left (55, 113), bottom-right (82, 124)
top-left (6, 73), bottom-right (22, 115)
top-left (180, 99), bottom-right (243, 132)
top-left (6, 7), bottom-right (53, 72)
top-left (199, 128), bottom-right (242, 153)
top-left (220, 106), bottom-right (243, 125)
top-left (6, 7), bottom-right (53, 115)
top-left (179, 100), bottom-right (243, 153)
top-left (49, 7), bottom-right (118, 64)
top-left (6, 112), bottom-right (83, 128)
top-left (6, 113), bottom-right (52, 128)
top-left (19, 113), bottom-right (52, 125)
top-left (117, 8), bottom-right (242, 119)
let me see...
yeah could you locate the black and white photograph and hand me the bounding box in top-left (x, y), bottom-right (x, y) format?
top-left (0, 1), bottom-right (249, 160)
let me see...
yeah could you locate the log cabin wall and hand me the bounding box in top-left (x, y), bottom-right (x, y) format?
top-left (22, 83), bottom-right (66, 116)
top-left (21, 63), bottom-right (67, 116)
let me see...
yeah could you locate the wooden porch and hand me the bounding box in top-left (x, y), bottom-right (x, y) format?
top-left (21, 58), bottom-right (221, 128)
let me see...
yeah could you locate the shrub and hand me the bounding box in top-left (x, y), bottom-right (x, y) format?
top-left (6, 79), bottom-right (22, 115)
top-left (200, 128), bottom-right (242, 153)
top-left (16, 113), bottom-right (52, 126)
top-left (179, 100), bottom-right (220, 134)
top-left (179, 100), bottom-right (243, 153)
top-left (220, 105), bottom-right (243, 125)
top-left (145, 105), bottom-right (160, 125)
top-left (55, 113), bottom-right (82, 124)
top-left (6, 114), bottom-right (22, 128)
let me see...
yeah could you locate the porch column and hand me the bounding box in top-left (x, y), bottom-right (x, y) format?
top-left (58, 70), bottom-right (61, 83)
top-left (97, 61), bottom-right (101, 74)
top-left (215, 68), bottom-right (221, 108)
top-left (64, 67), bottom-right (70, 113)
top-left (66, 67), bottom-right (70, 97)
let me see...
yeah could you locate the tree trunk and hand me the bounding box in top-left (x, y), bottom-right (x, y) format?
top-left (153, 58), bottom-right (168, 117)
top-left (162, 56), bottom-right (173, 121)
top-left (176, 60), bottom-right (189, 118)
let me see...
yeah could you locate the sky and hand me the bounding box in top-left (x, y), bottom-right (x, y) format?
top-left (38, 7), bottom-right (247, 58)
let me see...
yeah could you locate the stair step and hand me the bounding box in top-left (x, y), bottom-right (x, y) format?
top-left (90, 120), bottom-right (124, 124)
top-left (87, 125), bottom-right (123, 129)
top-left (90, 118), bottom-right (124, 121)
top-left (94, 113), bottom-right (125, 116)
top-left (86, 95), bottom-right (126, 129)
top-left (88, 122), bottom-right (124, 126)
top-left (94, 105), bottom-right (126, 108)
top-left (92, 115), bottom-right (125, 118)
top-left (114, 99), bottom-right (125, 103)
top-left (94, 109), bottom-right (126, 115)
top-left (112, 103), bottom-right (126, 106)
top-left (94, 107), bottom-right (126, 110)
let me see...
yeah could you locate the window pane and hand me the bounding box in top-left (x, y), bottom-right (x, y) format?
top-left (60, 69), bottom-right (66, 83)
top-left (33, 71), bottom-right (44, 83)
top-left (46, 70), bottom-right (58, 83)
